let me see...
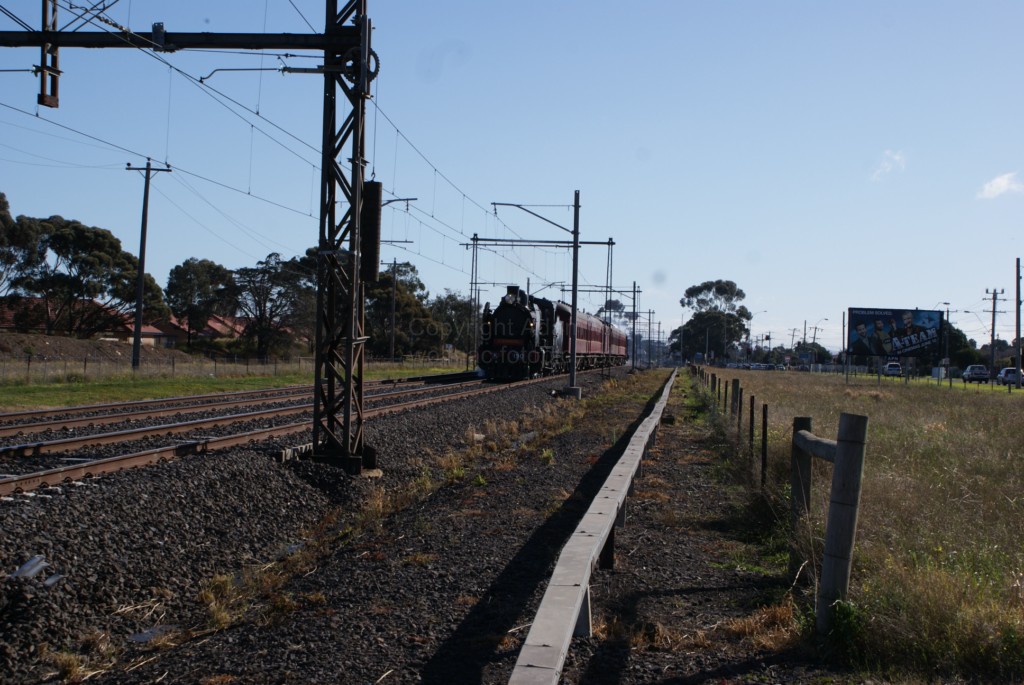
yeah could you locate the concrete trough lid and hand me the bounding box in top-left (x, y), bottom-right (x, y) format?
top-left (508, 369), bottom-right (678, 685)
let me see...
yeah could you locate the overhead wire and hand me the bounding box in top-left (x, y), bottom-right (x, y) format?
top-left (7, 2), bottom-right (599, 299)
top-left (286, 0), bottom-right (318, 34)
top-left (0, 4), bottom-right (34, 31)
top-left (52, 0), bottom-right (323, 168)
top-left (0, 99), bottom-right (317, 228)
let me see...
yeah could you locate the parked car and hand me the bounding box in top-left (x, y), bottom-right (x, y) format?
top-left (996, 367), bottom-right (1021, 385)
top-left (962, 364), bottom-right (990, 384)
top-left (883, 362), bottom-right (902, 377)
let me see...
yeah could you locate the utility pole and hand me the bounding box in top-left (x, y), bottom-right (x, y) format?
top-left (1018, 259), bottom-right (1022, 388)
top-left (632, 281), bottom-right (638, 370)
top-left (945, 303), bottom-right (952, 388)
top-left (656, 321), bottom-right (661, 368)
top-left (570, 191), bottom-right (580, 394)
top-left (647, 310), bottom-right (653, 369)
top-left (125, 159), bottom-right (170, 370)
top-left (986, 287), bottom-right (1005, 374)
top-left (389, 259), bottom-right (397, 361)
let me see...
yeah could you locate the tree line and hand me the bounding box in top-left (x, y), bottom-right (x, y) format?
top-left (0, 193), bottom-right (476, 359)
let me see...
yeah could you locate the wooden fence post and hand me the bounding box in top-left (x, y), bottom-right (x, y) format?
top-left (790, 416), bottom-right (813, 581)
top-left (816, 413), bottom-right (869, 636)
top-left (737, 386), bottom-right (743, 433)
top-left (761, 403), bottom-right (768, 489)
top-left (749, 394), bottom-right (755, 456)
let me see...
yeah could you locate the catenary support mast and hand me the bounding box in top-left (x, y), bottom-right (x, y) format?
top-left (1, 1), bottom-right (375, 473)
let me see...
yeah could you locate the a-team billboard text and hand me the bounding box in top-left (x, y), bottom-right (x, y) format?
top-left (847, 308), bottom-right (943, 357)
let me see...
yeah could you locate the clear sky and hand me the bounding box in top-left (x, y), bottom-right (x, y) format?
top-left (2, 1), bottom-right (1023, 354)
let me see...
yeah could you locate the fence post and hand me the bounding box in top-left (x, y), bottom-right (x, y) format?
top-left (731, 378), bottom-right (740, 415)
top-left (749, 395), bottom-right (755, 456)
top-left (724, 380), bottom-right (729, 415)
top-left (790, 416), bottom-right (813, 581)
top-left (816, 413), bottom-right (868, 636)
top-left (761, 403), bottom-right (768, 489)
top-left (737, 386), bottom-right (743, 434)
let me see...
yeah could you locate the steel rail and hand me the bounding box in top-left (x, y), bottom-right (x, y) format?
top-left (0, 385), bottom-right (310, 424)
top-left (0, 390), bottom-right (312, 438)
top-left (0, 371), bottom-right (478, 425)
top-left (0, 375), bottom-right (551, 495)
top-left (0, 380), bottom-right (487, 457)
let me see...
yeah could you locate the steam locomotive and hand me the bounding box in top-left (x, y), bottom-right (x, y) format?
top-left (478, 285), bottom-right (628, 380)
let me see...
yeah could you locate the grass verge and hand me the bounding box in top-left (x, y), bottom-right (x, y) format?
top-left (698, 367), bottom-right (1024, 681)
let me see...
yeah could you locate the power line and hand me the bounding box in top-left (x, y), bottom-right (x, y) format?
top-left (286, 0), bottom-right (319, 33)
top-left (49, 2), bottom-right (324, 166)
top-left (0, 4), bottom-right (33, 31)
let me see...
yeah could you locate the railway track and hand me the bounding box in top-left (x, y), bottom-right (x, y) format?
top-left (0, 372), bottom-right (544, 496)
top-left (0, 376), bottom-right (482, 446)
top-left (0, 371), bottom-right (479, 432)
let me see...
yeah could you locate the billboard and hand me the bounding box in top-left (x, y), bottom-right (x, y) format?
top-left (847, 308), bottom-right (943, 357)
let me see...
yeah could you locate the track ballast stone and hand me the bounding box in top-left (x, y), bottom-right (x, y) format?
top-left (2, 370), bottom-right (851, 684)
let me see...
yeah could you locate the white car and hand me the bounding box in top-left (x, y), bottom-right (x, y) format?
top-left (996, 368), bottom-right (1021, 385)
top-left (883, 362), bottom-right (902, 377)
top-left (962, 365), bottom-right (990, 384)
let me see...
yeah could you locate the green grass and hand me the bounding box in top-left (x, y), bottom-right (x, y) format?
top-left (0, 364), bottom-right (462, 411)
top-left (701, 368), bottom-right (1024, 681)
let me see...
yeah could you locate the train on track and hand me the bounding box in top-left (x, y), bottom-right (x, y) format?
top-left (478, 285), bottom-right (628, 381)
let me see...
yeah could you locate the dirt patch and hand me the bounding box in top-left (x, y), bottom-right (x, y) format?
top-left (0, 331), bottom-right (191, 364)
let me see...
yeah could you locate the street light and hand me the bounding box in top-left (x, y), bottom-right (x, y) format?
top-left (811, 317), bottom-right (828, 344)
top-left (746, 309), bottom-right (767, 359)
top-left (964, 308), bottom-right (1000, 374)
top-left (936, 302), bottom-right (950, 381)
top-left (809, 318), bottom-right (828, 364)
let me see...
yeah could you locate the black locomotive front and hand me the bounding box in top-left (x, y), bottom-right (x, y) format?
top-left (478, 286), bottom-right (545, 380)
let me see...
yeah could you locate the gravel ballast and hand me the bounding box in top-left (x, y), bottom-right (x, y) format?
top-left (1, 370), bottom-right (649, 683)
top-left (2, 369), bottom-right (848, 684)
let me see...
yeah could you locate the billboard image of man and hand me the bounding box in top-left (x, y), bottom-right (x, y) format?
top-left (896, 311), bottom-right (924, 338)
top-left (872, 319), bottom-right (893, 355)
top-left (851, 322), bottom-right (875, 356)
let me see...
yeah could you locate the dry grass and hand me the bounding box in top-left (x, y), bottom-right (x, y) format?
top-left (720, 595), bottom-right (801, 650)
top-left (48, 651), bottom-right (83, 682)
top-left (403, 552), bottom-right (438, 566)
top-left (593, 614), bottom-right (688, 651)
top-left (704, 369), bottom-right (1024, 678)
top-left (199, 676), bottom-right (238, 685)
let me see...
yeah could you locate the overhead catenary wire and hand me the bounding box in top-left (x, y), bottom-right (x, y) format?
top-left (50, 1), bottom-right (324, 166)
top-left (0, 4), bottom-right (33, 31)
top-left (4, 4), bottom-right (608, 301)
top-left (0, 99), bottom-right (316, 220)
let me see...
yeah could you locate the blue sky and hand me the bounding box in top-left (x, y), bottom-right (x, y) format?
top-left (2, 1), bottom-right (1023, 354)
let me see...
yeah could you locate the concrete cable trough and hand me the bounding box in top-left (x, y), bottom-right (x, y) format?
top-left (509, 369), bottom-right (678, 685)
